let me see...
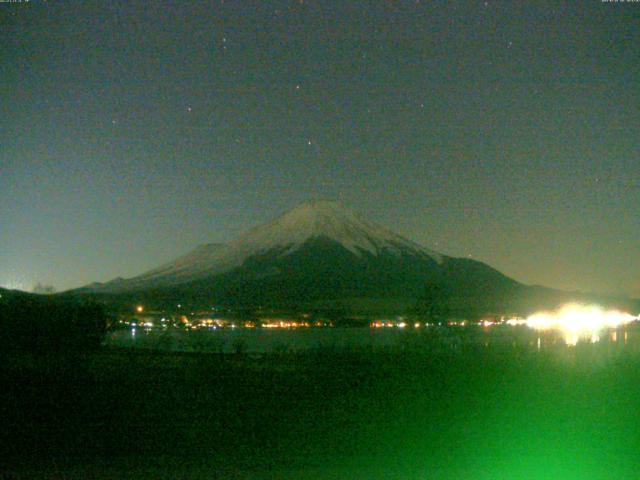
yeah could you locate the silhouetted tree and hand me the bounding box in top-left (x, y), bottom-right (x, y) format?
top-left (32, 283), bottom-right (57, 294)
top-left (0, 293), bottom-right (107, 352)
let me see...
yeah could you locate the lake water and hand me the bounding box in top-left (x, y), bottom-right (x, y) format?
top-left (105, 324), bottom-right (640, 355)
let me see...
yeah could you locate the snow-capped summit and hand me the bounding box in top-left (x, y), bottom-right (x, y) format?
top-left (230, 200), bottom-right (443, 260)
top-left (89, 200), bottom-right (444, 291)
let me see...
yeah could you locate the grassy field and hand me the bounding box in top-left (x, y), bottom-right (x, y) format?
top-left (2, 340), bottom-right (640, 479)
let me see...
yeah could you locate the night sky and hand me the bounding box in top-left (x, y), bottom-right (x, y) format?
top-left (2, 1), bottom-right (638, 297)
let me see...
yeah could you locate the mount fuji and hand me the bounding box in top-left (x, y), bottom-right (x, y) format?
top-left (91, 200), bottom-right (444, 291)
top-left (74, 201), bottom-right (628, 317)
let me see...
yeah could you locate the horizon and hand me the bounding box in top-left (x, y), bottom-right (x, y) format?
top-left (3, 196), bottom-right (640, 299)
top-left (4, 198), bottom-right (638, 301)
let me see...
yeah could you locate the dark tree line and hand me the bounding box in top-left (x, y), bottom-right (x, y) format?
top-left (0, 292), bottom-right (107, 352)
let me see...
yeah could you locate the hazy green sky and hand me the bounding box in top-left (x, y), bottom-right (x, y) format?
top-left (1, 0), bottom-right (638, 297)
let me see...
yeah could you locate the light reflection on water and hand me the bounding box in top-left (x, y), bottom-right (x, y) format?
top-left (524, 304), bottom-right (637, 346)
top-left (105, 324), bottom-right (640, 355)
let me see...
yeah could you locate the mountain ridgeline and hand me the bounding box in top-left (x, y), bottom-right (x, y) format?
top-left (71, 201), bottom-right (637, 318)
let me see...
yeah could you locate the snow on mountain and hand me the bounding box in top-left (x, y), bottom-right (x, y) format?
top-left (92, 200), bottom-right (444, 291)
top-left (228, 200), bottom-right (442, 261)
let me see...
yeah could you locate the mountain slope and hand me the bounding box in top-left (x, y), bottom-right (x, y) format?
top-left (70, 201), bottom-right (539, 316)
top-left (88, 200), bottom-right (445, 293)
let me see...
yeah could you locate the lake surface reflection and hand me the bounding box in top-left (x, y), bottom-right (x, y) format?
top-left (106, 324), bottom-right (640, 355)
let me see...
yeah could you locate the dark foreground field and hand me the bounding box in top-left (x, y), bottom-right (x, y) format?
top-left (2, 341), bottom-right (640, 479)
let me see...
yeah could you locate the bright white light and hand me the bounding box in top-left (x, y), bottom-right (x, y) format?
top-left (505, 318), bottom-right (526, 326)
top-left (525, 303), bottom-right (637, 346)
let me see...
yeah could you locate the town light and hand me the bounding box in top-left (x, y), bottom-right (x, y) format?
top-left (525, 303), bottom-right (637, 346)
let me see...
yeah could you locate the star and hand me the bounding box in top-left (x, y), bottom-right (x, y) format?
top-left (187, 106), bottom-right (192, 112)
